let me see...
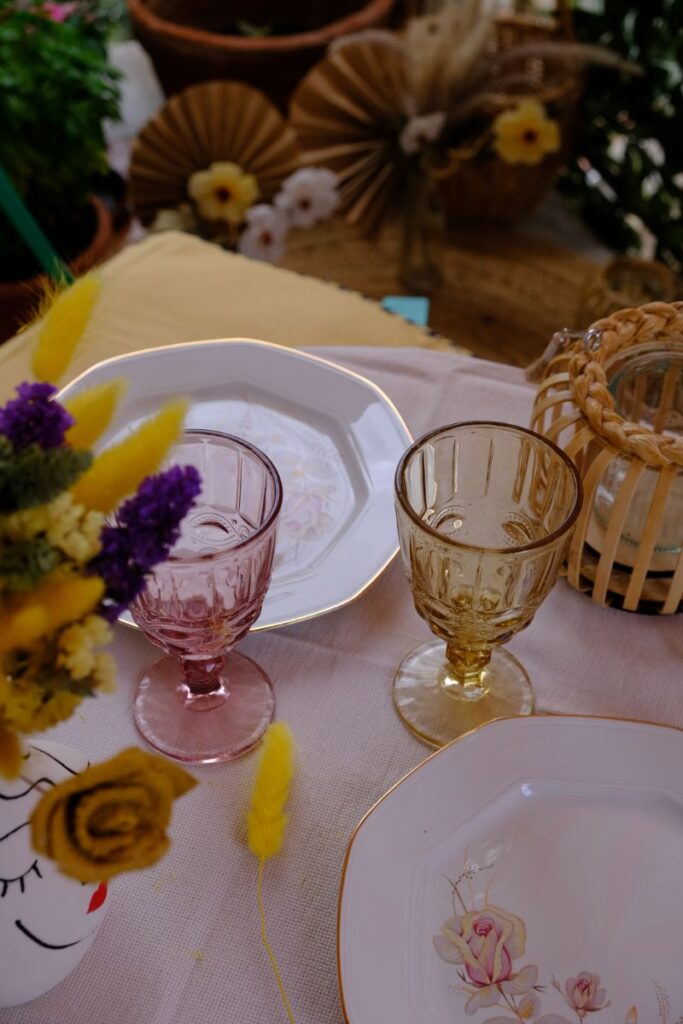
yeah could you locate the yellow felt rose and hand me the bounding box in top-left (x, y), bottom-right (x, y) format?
top-left (30, 747), bottom-right (196, 881)
top-left (492, 100), bottom-right (561, 166)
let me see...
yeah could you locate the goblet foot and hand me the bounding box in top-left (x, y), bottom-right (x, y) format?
top-left (393, 638), bottom-right (533, 747)
top-left (134, 652), bottom-right (275, 763)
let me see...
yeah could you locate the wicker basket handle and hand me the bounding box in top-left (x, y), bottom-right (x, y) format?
top-left (568, 302), bottom-right (683, 468)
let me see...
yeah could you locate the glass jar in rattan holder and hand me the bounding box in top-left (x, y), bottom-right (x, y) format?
top-left (530, 301), bottom-right (683, 613)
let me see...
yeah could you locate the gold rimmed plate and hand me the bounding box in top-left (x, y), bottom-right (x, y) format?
top-left (58, 338), bottom-right (412, 632)
top-left (338, 715), bottom-right (683, 1023)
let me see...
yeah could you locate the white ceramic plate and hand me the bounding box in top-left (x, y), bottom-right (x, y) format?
top-left (339, 716), bottom-right (683, 1024)
top-left (58, 338), bottom-right (412, 631)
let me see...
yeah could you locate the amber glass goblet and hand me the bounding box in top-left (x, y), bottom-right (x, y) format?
top-left (394, 422), bottom-right (582, 746)
top-left (132, 430), bottom-right (282, 764)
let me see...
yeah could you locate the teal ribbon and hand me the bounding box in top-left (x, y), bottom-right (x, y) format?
top-left (0, 167), bottom-right (73, 285)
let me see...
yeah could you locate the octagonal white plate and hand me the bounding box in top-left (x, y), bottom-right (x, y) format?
top-left (58, 338), bottom-right (411, 631)
top-left (339, 716), bottom-right (683, 1024)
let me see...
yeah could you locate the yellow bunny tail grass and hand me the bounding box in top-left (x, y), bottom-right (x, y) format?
top-left (247, 722), bottom-right (297, 1024)
top-left (71, 398), bottom-right (188, 513)
top-left (0, 722), bottom-right (22, 780)
top-left (64, 379), bottom-right (127, 450)
top-left (247, 722), bottom-right (294, 861)
top-left (31, 274), bottom-right (101, 383)
top-left (0, 576), bottom-right (104, 653)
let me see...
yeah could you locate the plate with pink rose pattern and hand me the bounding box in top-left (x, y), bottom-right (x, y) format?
top-left (338, 716), bottom-right (683, 1024)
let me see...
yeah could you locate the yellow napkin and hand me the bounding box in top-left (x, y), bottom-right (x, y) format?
top-left (0, 232), bottom-right (457, 400)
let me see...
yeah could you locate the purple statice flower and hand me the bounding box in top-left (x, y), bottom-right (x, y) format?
top-left (0, 382), bottom-right (74, 450)
top-left (90, 464), bottom-right (201, 621)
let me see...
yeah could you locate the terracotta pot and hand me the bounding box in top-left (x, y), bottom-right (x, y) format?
top-left (127, 0), bottom-right (395, 110)
top-left (0, 195), bottom-right (112, 344)
top-left (0, 740), bottom-right (111, 1007)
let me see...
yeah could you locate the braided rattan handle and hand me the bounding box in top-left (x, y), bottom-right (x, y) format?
top-left (568, 302), bottom-right (683, 468)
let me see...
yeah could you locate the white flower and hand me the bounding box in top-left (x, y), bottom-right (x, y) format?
top-left (238, 204), bottom-right (288, 263)
top-left (275, 168), bottom-right (339, 228)
top-left (149, 204), bottom-right (196, 233)
top-left (399, 112), bottom-right (446, 155)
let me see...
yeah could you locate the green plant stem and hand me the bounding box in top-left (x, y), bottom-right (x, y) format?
top-left (0, 167), bottom-right (72, 285)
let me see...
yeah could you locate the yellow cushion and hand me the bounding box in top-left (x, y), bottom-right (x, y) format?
top-left (0, 232), bottom-right (457, 399)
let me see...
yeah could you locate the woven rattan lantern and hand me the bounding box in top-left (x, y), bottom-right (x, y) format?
top-left (530, 302), bottom-right (683, 614)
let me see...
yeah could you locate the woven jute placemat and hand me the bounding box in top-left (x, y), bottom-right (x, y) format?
top-left (282, 218), bottom-right (597, 367)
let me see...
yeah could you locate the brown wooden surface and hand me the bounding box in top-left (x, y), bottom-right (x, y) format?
top-left (281, 218), bottom-right (597, 367)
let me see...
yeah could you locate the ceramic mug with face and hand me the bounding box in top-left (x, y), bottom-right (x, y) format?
top-left (0, 739), bottom-right (110, 1007)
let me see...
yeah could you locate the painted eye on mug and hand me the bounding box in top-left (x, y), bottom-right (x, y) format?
top-left (0, 859), bottom-right (43, 898)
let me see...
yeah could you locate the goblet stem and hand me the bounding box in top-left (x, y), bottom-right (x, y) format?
top-left (178, 657), bottom-right (228, 710)
top-left (442, 645), bottom-right (492, 700)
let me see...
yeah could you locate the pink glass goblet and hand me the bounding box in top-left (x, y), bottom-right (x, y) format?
top-left (131, 430), bottom-right (282, 763)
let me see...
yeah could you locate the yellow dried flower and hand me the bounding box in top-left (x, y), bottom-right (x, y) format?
top-left (0, 671), bottom-right (81, 738)
top-left (30, 747), bottom-right (197, 881)
top-left (64, 379), bottom-right (127, 450)
top-left (492, 100), bottom-right (560, 166)
top-left (57, 615), bottom-right (112, 681)
top-left (4, 494), bottom-right (104, 565)
top-left (31, 274), bottom-right (101, 383)
top-left (71, 399), bottom-right (188, 513)
top-left (188, 162), bottom-right (259, 226)
top-left (45, 494), bottom-right (104, 563)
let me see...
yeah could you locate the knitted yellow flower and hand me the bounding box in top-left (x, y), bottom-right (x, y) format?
top-left (492, 101), bottom-right (560, 165)
top-left (31, 747), bottom-right (196, 881)
top-left (187, 161), bottom-right (259, 225)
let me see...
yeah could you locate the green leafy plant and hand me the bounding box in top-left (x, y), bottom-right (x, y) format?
top-left (0, 1), bottom-right (121, 276)
top-left (559, 0), bottom-right (683, 272)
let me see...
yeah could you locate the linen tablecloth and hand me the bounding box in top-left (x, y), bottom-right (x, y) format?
top-left (2, 347), bottom-right (681, 1024)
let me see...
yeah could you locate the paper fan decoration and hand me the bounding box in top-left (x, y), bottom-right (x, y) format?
top-left (129, 81), bottom-right (300, 226)
top-left (289, 40), bottom-right (409, 234)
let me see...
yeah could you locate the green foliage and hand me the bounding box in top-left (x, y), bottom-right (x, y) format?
top-left (0, 437), bottom-right (92, 512)
top-left (0, 1), bottom-right (121, 258)
top-left (559, 0), bottom-right (683, 271)
top-left (0, 535), bottom-right (60, 592)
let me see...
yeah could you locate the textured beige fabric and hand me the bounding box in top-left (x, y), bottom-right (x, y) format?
top-left (2, 348), bottom-right (680, 1024)
top-left (0, 233), bottom-right (456, 400)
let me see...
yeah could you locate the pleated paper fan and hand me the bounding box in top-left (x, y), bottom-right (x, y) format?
top-left (130, 81), bottom-right (300, 225)
top-left (290, 40), bottom-right (409, 233)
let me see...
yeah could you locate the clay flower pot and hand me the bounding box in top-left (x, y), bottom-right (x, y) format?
top-left (127, 0), bottom-right (395, 110)
top-left (0, 196), bottom-right (112, 344)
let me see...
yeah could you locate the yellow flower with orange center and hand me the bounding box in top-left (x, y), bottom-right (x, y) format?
top-left (187, 161), bottom-right (259, 226)
top-left (492, 100), bottom-right (561, 166)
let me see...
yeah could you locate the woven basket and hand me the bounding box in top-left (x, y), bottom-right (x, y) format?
top-left (441, 3), bottom-right (581, 223)
top-left (530, 302), bottom-right (683, 614)
top-left (581, 256), bottom-right (681, 326)
top-left (127, 0), bottom-right (395, 111)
